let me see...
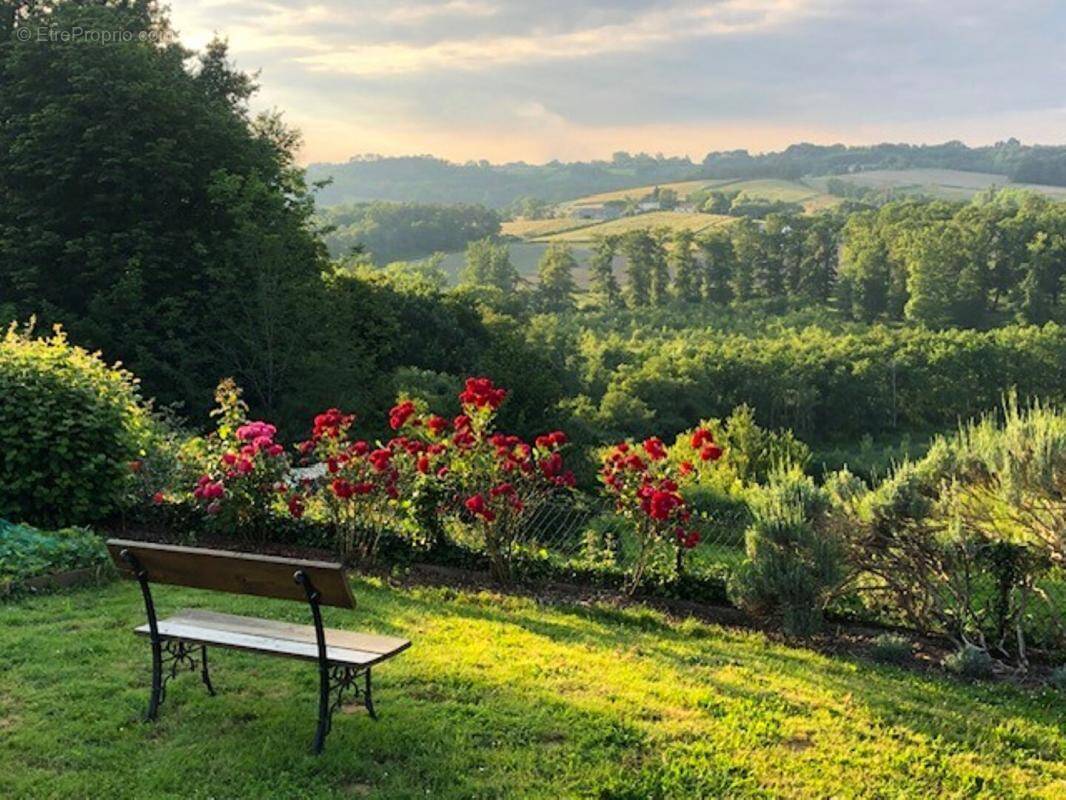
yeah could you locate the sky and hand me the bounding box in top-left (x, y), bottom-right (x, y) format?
top-left (169, 0), bottom-right (1066, 166)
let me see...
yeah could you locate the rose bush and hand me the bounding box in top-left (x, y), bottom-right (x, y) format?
top-left (190, 380), bottom-right (292, 540)
top-left (286, 377), bottom-right (576, 576)
top-left (294, 405), bottom-right (444, 561)
top-left (387, 377), bottom-right (575, 581)
top-left (601, 426), bottom-right (722, 592)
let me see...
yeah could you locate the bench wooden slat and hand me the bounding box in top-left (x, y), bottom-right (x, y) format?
top-left (107, 539), bottom-right (356, 609)
top-left (134, 612), bottom-right (410, 667)
top-left (171, 609), bottom-right (409, 655)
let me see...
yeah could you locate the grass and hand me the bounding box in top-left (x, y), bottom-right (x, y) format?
top-left (563, 178), bottom-right (840, 219)
top-left (725, 178), bottom-right (823, 203)
top-left (540, 212), bottom-right (734, 243)
top-left (500, 218), bottom-right (600, 239)
top-left (2, 580), bottom-right (1065, 798)
top-left (808, 169), bottom-right (1066, 201)
top-left (567, 179), bottom-right (730, 206)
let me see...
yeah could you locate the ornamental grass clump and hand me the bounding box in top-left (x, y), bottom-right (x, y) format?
top-left (729, 467), bottom-right (844, 636)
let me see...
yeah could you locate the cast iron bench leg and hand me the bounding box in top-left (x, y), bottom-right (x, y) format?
top-left (201, 646), bottom-right (216, 696)
top-left (147, 639), bottom-right (163, 721)
top-left (364, 667), bottom-right (377, 720)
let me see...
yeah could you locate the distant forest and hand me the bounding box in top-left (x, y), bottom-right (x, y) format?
top-left (308, 140), bottom-right (1066, 209)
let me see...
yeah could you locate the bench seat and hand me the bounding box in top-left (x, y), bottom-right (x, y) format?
top-left (135, 609), bottom-right (410, 667)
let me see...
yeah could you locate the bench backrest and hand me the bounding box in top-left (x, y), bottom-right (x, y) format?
top-left (106, 539), bottom-right (356, 609)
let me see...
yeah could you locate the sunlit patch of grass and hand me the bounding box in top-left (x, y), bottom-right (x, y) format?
top-left (0, 580), bottom-right (1064, 798)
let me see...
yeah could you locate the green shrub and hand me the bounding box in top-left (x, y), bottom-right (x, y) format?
top-left (842, 396), bottom-right (1066, 665)
top-left (0, 519), bottom-right (108, 586)
top-left (728, 467), bottom-right (844, 635)
top-left (0, 322), bottom-right (150, 526)
top-left (869, 633), bottom-right (912, 664)
top-left (1049, 666), bottom-right (1066, 692)
top-left (943, 644), bottom-right (995, 679)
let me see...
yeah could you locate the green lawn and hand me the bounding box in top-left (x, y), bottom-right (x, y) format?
top-left (1, 580), bottom-right (1064, 799)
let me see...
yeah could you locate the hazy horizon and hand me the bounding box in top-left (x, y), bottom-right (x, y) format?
top-left (170, 1), bottom-right (1066, 166)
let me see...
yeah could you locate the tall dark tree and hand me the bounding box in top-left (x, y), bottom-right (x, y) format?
top-left (535, 243), bottom-right (578, 311)
top-left (0, 0), bottom-right (326, 419)
top-left (670, 229), bottom-right (701, 303)
top-left (649, 230), bottom-right (672, 306)
top-left (621, 230), bottom-right (655, 307)
top-left (798, 215), bottom-right (839, 303)
top-left (699, 228), bottom-right (735, 304)
top-left (460, 237), bottom-right (519, 293)
top-left (588, 236), bottom-right (622, 308)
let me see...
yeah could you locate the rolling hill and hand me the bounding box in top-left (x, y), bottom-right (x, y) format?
top-left (534, 211), bottom-right (734, 243)
top-left (809, 168), bottom-right (1066, 201)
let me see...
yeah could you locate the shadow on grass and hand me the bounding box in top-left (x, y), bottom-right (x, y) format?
top-left (1, 579), bottom-right (1064, 798)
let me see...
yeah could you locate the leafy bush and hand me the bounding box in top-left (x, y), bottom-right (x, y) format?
top-left (729, 467), bottom-right (845, 635)
top-left (1049, 666), bottom-right (1066, 692)
top-left (869, 633), bottom-right (912, 664)
top-left (943, 644), bottom-right (995, 679)
top-left (0, 322), bottom-right (150, 526)
top-left (841, 396), bottom-right (1066, 667)
top-left (0, 519), bottom-right (108, 586)
top-left (679, 405), bottom-right (809, 484)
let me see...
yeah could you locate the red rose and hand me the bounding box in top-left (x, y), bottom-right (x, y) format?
top-left (700, 444), bottom-right (723, 462)
top-left (642, 437), bottom-right (667, 461)
top-left (288, 495), bottom-right (305, 518)
top-left (152, 491), bottom-right (165, 505)
top-left (464, 493), bottom-right (497, 522)
top-left (389, 400), bottom-right (417, 431)
top-left (331, 478), bottom-right (354, 499)
top-left (458, 377), bottom-right (507, 410)
top-left (690, 428), bottom-right (713, 448)
top-left (368, 448), bottom-right (392, 472)
top-left (313, 408), bottom-right (354, 440)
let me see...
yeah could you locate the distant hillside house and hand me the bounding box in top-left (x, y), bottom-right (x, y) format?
top-left (573, 203), bottom-right (622, 220)
top-left (637, 200), bottom-right (661, 212)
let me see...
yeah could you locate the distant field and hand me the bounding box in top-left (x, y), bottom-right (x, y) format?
top-left (565, 177), bottom-right (840, 217)
top-left (728, 178), bottom-right (821, 203)
top-left (537, 211), bottom-right (735, 243)
top-left (500, 217), bottom-right (599, 238)
top-left (438, 242), bottom-right (596, 286)
top-left (567, 179), bottom-right (730, 206)
top-left (809, 169), bottom-right (1066, 201)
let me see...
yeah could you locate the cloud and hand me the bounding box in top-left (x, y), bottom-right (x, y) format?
top-left (168, 0), bottom-right (1066, 164)
top-left (292, 1), bottom-right (819, 75)
top-left (382, 1), bottom-right (500, 24)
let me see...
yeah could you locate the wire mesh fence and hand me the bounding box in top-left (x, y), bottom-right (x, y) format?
top-left (510, 492), bottom-right (748, 577)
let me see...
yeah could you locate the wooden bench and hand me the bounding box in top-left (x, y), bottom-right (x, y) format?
top-left (107, 538), bottom-right (410, 753)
